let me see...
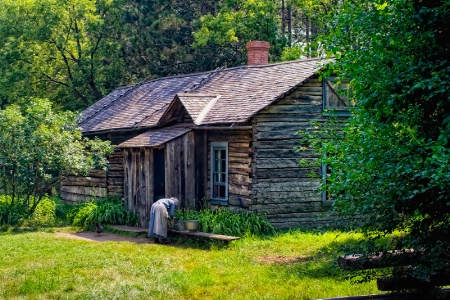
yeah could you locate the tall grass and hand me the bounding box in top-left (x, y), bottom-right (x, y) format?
top-left (67, 197), bottom-right (139, 229)
top-left (0, 195), bottom-right (139, 230)
top-left (176, 207), bottom-right (275, 236)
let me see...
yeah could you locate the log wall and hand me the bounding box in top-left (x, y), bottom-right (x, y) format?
top-left (206, 129), bottom-right (253, 209)
top-left (123, 132), bottom-right (196, 226)
top-left (252, 77), bottom-right (337, 228)
top-left (60, 149), bottom-right (124, 204)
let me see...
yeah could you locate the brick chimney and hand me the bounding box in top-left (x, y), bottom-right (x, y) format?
top-left (246, 41), bottom-right (270, 66)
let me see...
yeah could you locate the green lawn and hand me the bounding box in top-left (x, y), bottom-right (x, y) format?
top-left (0, 229), bottom-right (379, 300)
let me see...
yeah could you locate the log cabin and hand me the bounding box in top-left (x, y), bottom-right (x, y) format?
top-left (61, 41), bottom-right (350, 229)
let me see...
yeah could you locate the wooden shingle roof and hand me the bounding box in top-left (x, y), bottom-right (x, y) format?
top-left (80, 58), bottom-right (329, 133)
top-left (79, 73), bottom-right (209, 133)
top-left (118, 125), bottom-right (192, 148)
top-left (183, 58), bottom-right (329, 125)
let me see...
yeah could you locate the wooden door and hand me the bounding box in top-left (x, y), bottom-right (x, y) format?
top-left (153, 149), bottom-right (165, 201)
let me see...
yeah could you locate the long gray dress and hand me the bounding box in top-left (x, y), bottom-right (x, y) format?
top-left (148, 198), bottom-right (177, 239)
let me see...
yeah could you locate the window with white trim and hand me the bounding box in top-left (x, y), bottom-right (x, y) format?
top-left (210, 142), bottom-right (228, 205)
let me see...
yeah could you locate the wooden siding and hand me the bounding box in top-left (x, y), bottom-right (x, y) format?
top-left (206, 129), bottom-right (253, 208)
top-left (252, 77), bottom-right (334, 228)
top-left (60, 150), bottom-right (124, 203)
top-left (123, 132), bottom-right (196, 226)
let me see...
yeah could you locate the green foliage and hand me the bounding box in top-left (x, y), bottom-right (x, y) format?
top-left (23, 196), bottom-right (68, 227)
top-left (0, 195), bottom-right (27, 226)
top-left (176, 206), bottom-right (275, 237)
top-left (0, 0), bottom-right (126, 110)
top-left (194, 0), bottom-right (286, 63)
top-left (67, 198), bottom-right (139, 230)
top-left (116, 0), bottom-right (231, 80)
top-left (0, 195), bottom-right (69, 227)
top-left (302, 0), bottom-right (450, 285)
top-left (0, 98), bottom-right (113, 215)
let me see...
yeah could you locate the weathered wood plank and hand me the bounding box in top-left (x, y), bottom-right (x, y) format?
top-left (228, 168), bottom-right (252, 177)
top-left (277, 98), bottom-right (323, 106)
top-left (253, 139), bottom-right (302, 149)
top-left (107, 172), bottom-right (124, 178)
top-left (252, 180), bottom-right (320, 192)
top-left (107, 158), bottom-right (124, 164)
top-left (253, 202), bottom-right (324, 214)
top-left (254, 148), bottom-right (318, 159)
top-left (254, 122), bottom-right (313, 132)
top-left (61, 186), bottom-right (107, 197)
top-left (228, 157), bottom-right (251, 166)
top-left (62, 176), bottom-right (107, 186)
top-left (255, 129), bottom-right (307, 140)
top-left (266, 211), bottom-right (335, 221)
top-left (252, 191), bottom-right (321, 201)
top-left (110, 225), bottom-right (147, 234)
top-left (255, 113), bottom-right (325, 122)
top-left (87, 169), bottom-right (107, 177)
top-left (137, 148), bottom-right (146, 226)
top-left (126, 150), bottom-right (133, 211)
top-left (261, 104), bottom-right (322, 114)
top-left (168, 229), bottom-right (240, 241)
top-left (229, 173), bottom-right (252, 184)
top-left (184, 132), bottom-right (196, 209)
top-left (296, 81), bottom-right (322, 87)
top-left (253, 158), bottom-right (316, 169)
top-left (229, 184), bottom-right (250, 197)
top-left (228, 151), bottom-right (251, 158)
top-left (60, 192), bottom-right (101, 202)
top-left (255, 167), bottom-right (320, 179)
top-left (145, 148), bottom-right (153, 213)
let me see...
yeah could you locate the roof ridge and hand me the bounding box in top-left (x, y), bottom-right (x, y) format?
top-left (194, 95), bottom-right (221, 125)
top-left (182, 67), bottom-right (225, 93)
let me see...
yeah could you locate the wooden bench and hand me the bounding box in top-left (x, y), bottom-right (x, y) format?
top-left (168, 229), bottom-right (240, 243)
top-left (109, 225), bottom-right (147, 236)
top-left (108, 225), bottom-right (240, 243)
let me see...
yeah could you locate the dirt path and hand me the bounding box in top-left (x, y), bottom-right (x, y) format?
top-left (55, 231), bottom-right (154, 244)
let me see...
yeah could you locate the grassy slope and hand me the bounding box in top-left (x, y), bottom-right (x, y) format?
top-left (0, 229), bottom-right (378, 300)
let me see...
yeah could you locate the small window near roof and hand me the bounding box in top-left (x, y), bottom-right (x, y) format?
top-left (323, 77), bottom-right (354, 116)
top-left (210, 142), bottom-right (228, 205)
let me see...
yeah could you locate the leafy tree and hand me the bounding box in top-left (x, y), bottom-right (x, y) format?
top-left (194, 0), bottom-right (287, 64)
top-left (115, 0), bottom-right (229, 79)
top-left (0, 0), bottom-right (125, 110)
top-left (0, 98), bottom-right (113, 215)
top-left (281, 0), bottom-right (340, 59)
top-left (304, 0), bottom-right (450, 287)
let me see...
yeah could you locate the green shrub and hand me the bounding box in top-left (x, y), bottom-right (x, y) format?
top-left (0, 195), bottom-right (70, 227)
top-left (0, 195), bottom-right (27, 226)
top-left (67, 198), bottom-right (139, 230)
top-left (176, 207), bottom-right (275, 237)
top-left (23, 196), bottom-right (67, 227)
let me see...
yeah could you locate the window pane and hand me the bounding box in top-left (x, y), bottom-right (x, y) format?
top-left (211, 144), bottom-right (228, 200)
top-left (218, 185), bottom-right (225, 198)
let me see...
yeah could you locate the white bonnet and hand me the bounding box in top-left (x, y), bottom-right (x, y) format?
top-left (170, 197), bottom-right (179, 205)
